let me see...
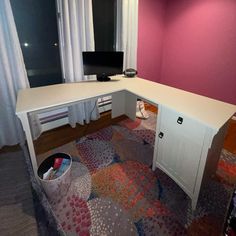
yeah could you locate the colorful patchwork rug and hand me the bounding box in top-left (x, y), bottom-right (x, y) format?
top-left (38, 111), bottom-right (235, 235)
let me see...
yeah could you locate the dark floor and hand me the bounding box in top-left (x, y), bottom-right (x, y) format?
top-left (0, 147), bottom-right (61, 236)
top-left (0, 148), bottom-right (38, 236)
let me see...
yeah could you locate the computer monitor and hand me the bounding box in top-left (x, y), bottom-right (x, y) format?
top-left (82, 51), bottom-right (124, 81)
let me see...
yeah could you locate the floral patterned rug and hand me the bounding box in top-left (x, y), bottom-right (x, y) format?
top-left (38, 111), bottom-right (235, 235)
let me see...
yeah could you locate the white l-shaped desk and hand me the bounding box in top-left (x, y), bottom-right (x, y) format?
top-left (16, 76), bottom-right (236, 209)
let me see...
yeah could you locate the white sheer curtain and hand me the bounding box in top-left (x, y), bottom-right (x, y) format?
top-left (116, 0), bottom-right (139, 70)
top-left (0, 0), bottom-right (42, 148)
top-left (57, 0), bottom-right (100, 128)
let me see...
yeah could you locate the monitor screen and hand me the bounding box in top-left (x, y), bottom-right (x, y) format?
top-left (82, 51), bottom-right (123, 81)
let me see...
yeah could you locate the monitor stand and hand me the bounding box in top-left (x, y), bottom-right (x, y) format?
top-left (97, 74), bottom-right (111, 82)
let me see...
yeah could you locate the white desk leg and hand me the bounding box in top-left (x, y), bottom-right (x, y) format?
top-left (112, 91), bottom-right (137, 120)
top-left (191, 198), bottom-right (197, 210)
top-left (124, 92), bottom-right (137, 120)
top-left (18, 113), bottom-right (38, 179)
top-left (112, 91), bottom-right (126, 118)
top-left (191, 124), bottom-right (227, 210)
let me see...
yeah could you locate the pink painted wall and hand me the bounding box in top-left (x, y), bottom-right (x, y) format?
top-left (137, 0), bottom-right (166, 82)
top-left (160, 0), bottom-right (236, 104)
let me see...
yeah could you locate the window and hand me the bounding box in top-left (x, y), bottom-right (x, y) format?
top-left (92, 0), bottom-right (117, 109)
top-left (10, 0), bottom-right (116, 88)
top-left (92, 0), bottom-right (116, 51)
top-left (10, 0), bottom-right (62, 88)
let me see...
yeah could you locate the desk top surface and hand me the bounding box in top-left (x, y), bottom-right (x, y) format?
top-left (16, 76), bottom-right (236, 130)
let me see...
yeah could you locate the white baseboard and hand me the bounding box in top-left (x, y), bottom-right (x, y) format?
top-left (40, 97), bottom-right (112, 132)
top-left (42, 117), bottom-right (68, 132)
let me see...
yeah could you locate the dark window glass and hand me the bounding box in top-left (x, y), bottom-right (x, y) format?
top-left (10, 0), bottom-right (62, 87)
top-left (92, 0), bottom-right (116, 51)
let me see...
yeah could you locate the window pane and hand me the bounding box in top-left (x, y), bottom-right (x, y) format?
top-left (92, 0), bottom-right (116, 51)
top-left (10, 0), bottom-right (62, 87)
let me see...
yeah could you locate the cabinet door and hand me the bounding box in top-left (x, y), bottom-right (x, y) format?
top-left (156, 106), bottom-right (206, 195)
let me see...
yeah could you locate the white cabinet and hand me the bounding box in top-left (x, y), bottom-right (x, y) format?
top-left (154, 106), bottom-right (207, 204)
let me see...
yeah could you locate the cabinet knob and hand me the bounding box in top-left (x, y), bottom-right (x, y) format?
top-left (158, 132), bottom-right (164, 139)
top-left (177, 117), bottom-right (183, 124)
